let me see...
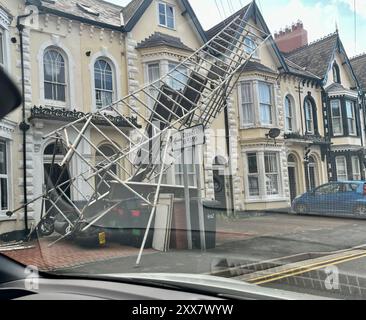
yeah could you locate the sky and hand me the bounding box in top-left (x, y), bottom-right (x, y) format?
top-left (105, 0), bottom-right (366, 57)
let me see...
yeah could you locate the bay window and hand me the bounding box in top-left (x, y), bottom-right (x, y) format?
top-left (259, 82), bottom-right (273, 125)
top-left (346, 100), bottom-right (356, 135)
top-left (247, 153), bottom-right (259, 196)
top-left (239, 81), bottom-right (275, 127)
top-left (336, 156), bottom-right (348, 181)
top-left (240, 82), bottom-right (254, 125)
top-left (147, 62), bottom-right (161, 108)
top-left (264, 152), bottom-right (279, 196)
top-left (352, 156), bottom-right (361, 181)
top-left (331, 99), bottom-right (343, 135)
top-left (246, 151), bottom-right (282, 199)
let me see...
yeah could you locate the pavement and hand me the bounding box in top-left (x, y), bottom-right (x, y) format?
top-left (3, 211), bottom-right (366, 299)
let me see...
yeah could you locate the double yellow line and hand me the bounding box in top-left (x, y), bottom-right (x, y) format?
top-left (241, 250), bottom-right (366, 285)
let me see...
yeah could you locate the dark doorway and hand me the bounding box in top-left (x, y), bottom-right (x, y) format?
top-left (213, 170), bottom-right (227, 209)
top-left (287, 154), bottom-right (297, 202)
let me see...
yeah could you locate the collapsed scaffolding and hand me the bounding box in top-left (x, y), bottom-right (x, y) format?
top-left (9, 6), bottom-right (271, 265)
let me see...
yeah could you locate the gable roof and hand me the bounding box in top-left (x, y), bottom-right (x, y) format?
top-left (205, 4), bottom-right (251, 40)
top-left (122, 0), bottom-right (207, 42)
top-left (205, 1), bottom-right (288, 73)
top-left (284, 33), bottom-right (338, 80)
top-left (136, 32), bottom-right (194, 52)
top-left (350, 54), bottom-right (366, 91)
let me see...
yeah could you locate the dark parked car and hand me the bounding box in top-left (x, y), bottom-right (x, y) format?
top-left (292, 181), bottom-right (366, 217)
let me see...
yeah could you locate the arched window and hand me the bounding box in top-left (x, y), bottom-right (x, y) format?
top-left (43, 48), bottom-right (67, 102)
top-left (332, 62), bottom-right (341, 84)
top-left (285, 95), bottom-right (295, 132)
top-left (94, 59), bottom-right (114, 109)
top-left (304, 97), bottom-right (317, 134)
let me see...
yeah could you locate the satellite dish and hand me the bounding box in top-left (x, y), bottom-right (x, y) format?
top-left (267, 128), bottom-right (281, 139)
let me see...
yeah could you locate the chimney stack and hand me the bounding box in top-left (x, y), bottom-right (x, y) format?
top-left (274, 20), bottom-right (308, 53)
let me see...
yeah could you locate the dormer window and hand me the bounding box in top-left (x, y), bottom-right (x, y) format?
top-left (158, 2), bottom-right (175, 29)
top-left (332, 61), bottom-right (341, 84)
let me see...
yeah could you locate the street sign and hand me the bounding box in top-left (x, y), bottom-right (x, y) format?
top-left (172, 124), bottom-right (205, 151)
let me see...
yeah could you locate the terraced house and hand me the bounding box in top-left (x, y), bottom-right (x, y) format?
top-left (0, 0), bottom-right (209, 238)
top-left (1, 0), bottom-right (366, 239)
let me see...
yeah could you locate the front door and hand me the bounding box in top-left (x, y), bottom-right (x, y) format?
top-left (44, 163), bottom-right (71, 212)
top-left (213, 170), bottom-right (227, 209)
top-left (288, 166), bottom-right (297, 202)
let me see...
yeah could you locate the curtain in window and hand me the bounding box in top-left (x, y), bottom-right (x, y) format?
top-left (264, 152), bottom-right (279, 195)
top-left (331, 100), bottom-right (343, 135)
top-left (94, 59), bottom-right (113, 109)
top-left (247, 153), bottom-right (259, 196)
top-left (259, 82), bottom-right (272, 125)
top-left (285, 96), bottom-right (293, 131)
top-left (346, 101), bottom-right (356, 135)
top-left (352, 157), bottom-right (361, 180)
top-left (305, 100), bottom-right (314, 133)
top-left (147, 63), bottom-right (161, 108)
top-left (336, 157), bottom-right (348, 181)
top-left (240, 82), bottom-right (254, 125)
top-left (44, 49), bottom-right (66, 102)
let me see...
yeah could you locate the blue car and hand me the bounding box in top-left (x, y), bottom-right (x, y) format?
top-left (292, 181), bottom-right (366, 217)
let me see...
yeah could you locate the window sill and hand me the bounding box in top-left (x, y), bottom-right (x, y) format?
top-left (245, 197), bottom-right (288, 203)
top-left (158, 24), bottom-right (176, 31)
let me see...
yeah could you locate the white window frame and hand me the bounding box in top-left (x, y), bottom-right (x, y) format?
top-left (346, 100), bottom-right (357, 136)
top-left (258, 81), bottom-right (274, 126)
top-left (94, 58), bottom-right (115, 109)
top-left (239, 81), bottom-right (255, 126)
top-left (247, 152), bottom-right (260, 197)
top-left (285, 95), bottom-right (295, 132)
top-left (0, 8), bottom-right (10, 71)
top-left (352, 156), bottom-right (361, 181)
top-left (238, 80), bottom-right (276, 128)
top-left (89, 50), bottom-right (121, 113)
top-left (330, 99), bottom-right (343, 136)
top-left (0, 139), bottom-right (10, 214)
top-left (146, 61), bottom-right (161, 111)
top-left (43, 48), bottom-right (68, 104)
top-left (244, 36), bottom-right (259, 58)
top-left (244, 151), bottom-right (283, 200)
top-left (336, 156), bottom-right (348, 181)
top-left (157, 1), bottom-right (176, 30)
top-left (305, 99), bottom-right (314, 134)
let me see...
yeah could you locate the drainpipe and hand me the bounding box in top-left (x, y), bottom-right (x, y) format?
top-left (223, 100), bottom-right (234, 212)
top-left (16, 11), bottom-right (34, 235)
